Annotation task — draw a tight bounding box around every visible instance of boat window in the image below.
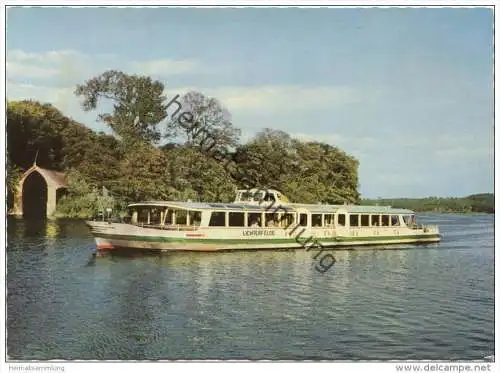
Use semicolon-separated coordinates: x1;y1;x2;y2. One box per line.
265;213;278;227
253;192;264;201
371;215;380;226
138;208;149;223
209;211;226;227
176;210;187;225
241;192;253;201
188;211;201;226
381;215;390;226
165;209;173;224
324;214;334;226
360;215;369;227
280;213;295;228
312;214;322;227
391;215;400;226
147;208;160;225
247;212;262;227
299;213;308;227
264;192;276;202
349;214;359;227
229;212;245;227
338;214;346;226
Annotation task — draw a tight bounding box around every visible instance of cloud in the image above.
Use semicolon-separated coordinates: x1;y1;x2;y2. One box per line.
165;85;363;112
6;81;100;130
7;82;73;105
6;61;60;78
130;58;201;76
7;49;364;114
7;49;89;79
8;49;86;63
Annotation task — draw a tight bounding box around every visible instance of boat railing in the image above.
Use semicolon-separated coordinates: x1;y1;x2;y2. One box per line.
134;223;200;231
409;224;439;233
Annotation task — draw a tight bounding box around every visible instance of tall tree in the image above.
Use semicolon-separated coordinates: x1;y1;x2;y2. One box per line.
162;146;237;202
75;70;167;145
7;100;67;170
232;129;298;189
167;91;241;155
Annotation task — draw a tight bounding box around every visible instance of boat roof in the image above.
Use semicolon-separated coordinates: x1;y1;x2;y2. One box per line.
128;201;414;214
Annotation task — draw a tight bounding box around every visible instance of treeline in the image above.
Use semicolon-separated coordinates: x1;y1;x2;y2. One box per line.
7;70;360;217
362;194;494;214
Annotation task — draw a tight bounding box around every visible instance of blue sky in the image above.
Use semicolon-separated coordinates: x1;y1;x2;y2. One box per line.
6;7;493;198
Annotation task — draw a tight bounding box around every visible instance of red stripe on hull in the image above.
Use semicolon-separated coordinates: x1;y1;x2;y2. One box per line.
97;243;115;250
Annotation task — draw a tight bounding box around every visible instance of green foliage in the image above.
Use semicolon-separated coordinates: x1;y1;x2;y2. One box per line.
362;194;494;214
168;91;241;155
75;70;167;145
7;100;122;185
233;129;360;204
7;161;23;210
163;146;237;202
7;100;68;170
55;170;115;218
7;70;363;218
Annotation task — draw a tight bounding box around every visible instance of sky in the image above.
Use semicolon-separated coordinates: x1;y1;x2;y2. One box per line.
6;7;494;198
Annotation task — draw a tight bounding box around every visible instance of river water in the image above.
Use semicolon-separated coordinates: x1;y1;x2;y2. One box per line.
6;214;494;360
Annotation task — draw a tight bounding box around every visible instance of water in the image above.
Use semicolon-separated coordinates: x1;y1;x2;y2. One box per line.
6;214;494;360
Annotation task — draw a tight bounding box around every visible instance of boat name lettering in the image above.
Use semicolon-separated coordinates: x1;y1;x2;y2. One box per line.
242;230;275;236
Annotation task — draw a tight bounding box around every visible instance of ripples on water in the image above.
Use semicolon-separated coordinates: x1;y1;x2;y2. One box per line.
6;214;494;360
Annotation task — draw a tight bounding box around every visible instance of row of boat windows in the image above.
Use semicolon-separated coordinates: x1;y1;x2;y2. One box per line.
130;208;416;228
208;212;415;228
131;208;202;225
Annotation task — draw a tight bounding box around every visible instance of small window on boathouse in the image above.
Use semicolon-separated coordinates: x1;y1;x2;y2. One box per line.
324;214;334;226
349;214;359;227
371;215;380;226
338;214;346;226
229;212;245;227
381;215;390;226
391;215;400;226
209;211;226;227
360;215;370;227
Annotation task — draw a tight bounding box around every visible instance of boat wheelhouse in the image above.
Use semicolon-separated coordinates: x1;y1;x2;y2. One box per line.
86;188;440;252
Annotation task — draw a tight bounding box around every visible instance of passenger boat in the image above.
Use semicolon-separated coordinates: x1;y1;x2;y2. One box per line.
86;188;440;252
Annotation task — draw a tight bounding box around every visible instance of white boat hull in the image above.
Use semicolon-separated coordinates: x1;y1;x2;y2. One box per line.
87;221;440;252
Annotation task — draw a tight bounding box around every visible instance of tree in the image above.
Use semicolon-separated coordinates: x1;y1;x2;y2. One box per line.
7;100;67;170
292;141;360;204
232;128;298;188
162;146;237;202
55;169;117;219
75;70;167;146
232;129;360;204
112;142;171;202
167;91;241;156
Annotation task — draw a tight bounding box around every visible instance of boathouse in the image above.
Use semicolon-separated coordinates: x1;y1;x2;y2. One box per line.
13;163;67;218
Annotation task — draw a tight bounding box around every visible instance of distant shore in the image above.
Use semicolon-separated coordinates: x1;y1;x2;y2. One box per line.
361;193;494;214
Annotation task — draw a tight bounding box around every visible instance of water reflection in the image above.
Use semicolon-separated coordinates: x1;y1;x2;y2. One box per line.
6;216;495;360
